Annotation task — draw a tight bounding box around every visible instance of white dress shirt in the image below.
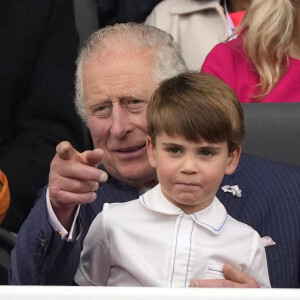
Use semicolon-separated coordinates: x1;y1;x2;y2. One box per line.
75;184;270;287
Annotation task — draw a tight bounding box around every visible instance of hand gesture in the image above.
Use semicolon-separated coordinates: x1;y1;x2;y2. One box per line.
49;141;108;229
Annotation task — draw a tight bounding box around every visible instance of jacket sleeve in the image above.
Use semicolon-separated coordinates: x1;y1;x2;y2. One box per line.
9;173;139;284
9;186;84;285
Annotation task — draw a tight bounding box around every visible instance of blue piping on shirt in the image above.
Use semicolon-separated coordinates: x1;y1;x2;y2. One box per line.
192;214;228;232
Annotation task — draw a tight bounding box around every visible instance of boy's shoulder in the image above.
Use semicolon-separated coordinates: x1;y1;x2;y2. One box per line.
212;196;261;240
223;213;264;251
226;213;260;237
103;198;142;214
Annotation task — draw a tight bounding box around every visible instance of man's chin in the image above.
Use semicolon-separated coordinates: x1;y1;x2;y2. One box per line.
119;169;157;188
104;163;157;188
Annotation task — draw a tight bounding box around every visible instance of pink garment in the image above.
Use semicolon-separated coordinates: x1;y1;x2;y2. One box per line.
201;35;300;102
229;11;245;28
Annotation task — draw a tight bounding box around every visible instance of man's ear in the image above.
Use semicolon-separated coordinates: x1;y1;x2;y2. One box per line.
146;136;156;168
225;146;241;175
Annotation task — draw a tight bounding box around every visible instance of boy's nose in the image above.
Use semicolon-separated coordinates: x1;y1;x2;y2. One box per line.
181;156;198;174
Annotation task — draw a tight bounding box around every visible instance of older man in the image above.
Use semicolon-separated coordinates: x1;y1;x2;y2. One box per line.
10;23;300;287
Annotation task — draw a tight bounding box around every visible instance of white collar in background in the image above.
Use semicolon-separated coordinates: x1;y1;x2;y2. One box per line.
223;0;235;36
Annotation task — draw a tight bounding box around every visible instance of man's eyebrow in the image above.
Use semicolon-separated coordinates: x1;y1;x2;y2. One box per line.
120;94;147;101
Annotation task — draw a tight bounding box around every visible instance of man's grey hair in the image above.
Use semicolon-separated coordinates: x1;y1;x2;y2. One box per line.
75;23;187;122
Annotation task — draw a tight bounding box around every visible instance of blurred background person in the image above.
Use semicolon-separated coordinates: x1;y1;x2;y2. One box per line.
96;0;162;28
74;0;162;48
202;0;300;102
0;0;88;233
145;0;252;70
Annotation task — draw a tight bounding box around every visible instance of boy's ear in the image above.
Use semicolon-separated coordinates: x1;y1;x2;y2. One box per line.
146;136;156;168
225;146;241;175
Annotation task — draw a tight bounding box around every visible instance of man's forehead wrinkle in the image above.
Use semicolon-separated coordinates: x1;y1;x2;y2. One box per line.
102;73;148;95
83;49;156;105
87;78;149;106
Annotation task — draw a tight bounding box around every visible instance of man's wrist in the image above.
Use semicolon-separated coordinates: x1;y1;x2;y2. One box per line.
46;188;81;241
52;203;78;231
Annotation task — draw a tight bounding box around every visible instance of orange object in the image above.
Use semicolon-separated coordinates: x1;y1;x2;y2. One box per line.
230;11;246;28
0;170;10;224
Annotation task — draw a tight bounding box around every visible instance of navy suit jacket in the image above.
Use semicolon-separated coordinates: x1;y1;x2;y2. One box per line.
10;154;300;287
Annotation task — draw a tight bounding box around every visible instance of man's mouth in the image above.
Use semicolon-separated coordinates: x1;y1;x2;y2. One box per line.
112;144;147;160
117;144;145;153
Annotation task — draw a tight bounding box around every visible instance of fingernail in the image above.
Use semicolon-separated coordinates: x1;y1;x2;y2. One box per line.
91;192;97;202
99;173;108;183
92;183;99;191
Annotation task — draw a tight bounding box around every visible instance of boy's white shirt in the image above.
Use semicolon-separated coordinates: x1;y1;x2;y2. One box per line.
46;187;149;241
74;184;271;287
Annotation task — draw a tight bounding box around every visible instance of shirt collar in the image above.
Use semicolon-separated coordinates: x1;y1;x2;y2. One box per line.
140;184;182;215
170;0;221;15
140;184;228;235
223;0;235;36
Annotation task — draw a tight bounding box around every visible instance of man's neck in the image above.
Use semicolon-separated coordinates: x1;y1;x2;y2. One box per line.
137;186;152;196
118;176;158;190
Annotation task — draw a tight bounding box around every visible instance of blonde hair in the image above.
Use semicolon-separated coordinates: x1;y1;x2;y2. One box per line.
234;0;298;98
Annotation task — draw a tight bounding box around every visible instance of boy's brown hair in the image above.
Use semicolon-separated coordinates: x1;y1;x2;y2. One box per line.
147;72;244;153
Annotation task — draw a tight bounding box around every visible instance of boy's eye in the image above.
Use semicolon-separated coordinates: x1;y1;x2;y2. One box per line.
168;147;182;154
200;150;214;156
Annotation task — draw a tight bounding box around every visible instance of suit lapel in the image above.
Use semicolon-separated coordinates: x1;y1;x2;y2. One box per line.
217;163;247;220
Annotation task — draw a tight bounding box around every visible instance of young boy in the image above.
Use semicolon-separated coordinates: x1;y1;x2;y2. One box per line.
74;72;271;288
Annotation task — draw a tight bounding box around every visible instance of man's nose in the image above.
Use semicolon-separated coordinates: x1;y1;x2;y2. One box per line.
110;105;131;138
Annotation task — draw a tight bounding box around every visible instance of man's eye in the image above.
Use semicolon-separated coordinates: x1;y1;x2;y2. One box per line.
94;104;112;117
128;100;142;105
124;99;146;112
97;105;107;111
